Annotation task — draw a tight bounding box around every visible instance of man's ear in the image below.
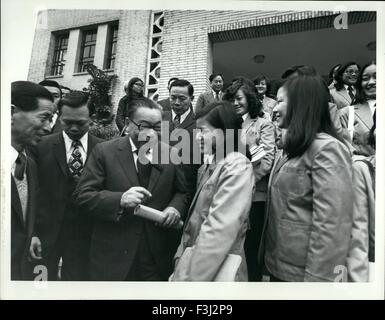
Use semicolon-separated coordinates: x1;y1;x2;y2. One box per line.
190;95;194;102
11;104;17;116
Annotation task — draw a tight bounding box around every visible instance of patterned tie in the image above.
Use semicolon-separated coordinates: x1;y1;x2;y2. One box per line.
348;86;355;101
68;140;84;180
14;152;26;181
215;92;220;101
173;114;181;128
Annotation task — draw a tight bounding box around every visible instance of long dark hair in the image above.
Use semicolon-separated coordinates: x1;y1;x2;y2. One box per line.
283;74;341;159
127;77;144;100
368;111;376;149
334;61;359;91
223;78;264;118
253;75;274;99
195;101;251;160
353;61;376;105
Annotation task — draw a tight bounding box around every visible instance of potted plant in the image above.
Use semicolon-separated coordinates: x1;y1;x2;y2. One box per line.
83;64;120;140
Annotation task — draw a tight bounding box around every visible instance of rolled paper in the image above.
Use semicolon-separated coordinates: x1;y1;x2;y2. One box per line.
134;204;184;229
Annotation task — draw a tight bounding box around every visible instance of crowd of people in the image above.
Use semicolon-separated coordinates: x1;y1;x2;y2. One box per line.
10;60;376;282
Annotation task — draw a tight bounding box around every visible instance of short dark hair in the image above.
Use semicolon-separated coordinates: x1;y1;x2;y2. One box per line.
223;78;264;118
38;79;62;98
195;101;250;160
127;97;162;120
353;61;376;105
60;85;72;92
281;65;316;80
334;61;360;91
168;77;179;86
282;74;341;159
209;73;224;83
11;81;54;112
58;91;94;116
169;79;194;96
253;74;273;97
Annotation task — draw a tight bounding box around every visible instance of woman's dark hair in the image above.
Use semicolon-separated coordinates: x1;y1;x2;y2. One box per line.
334;61;360;91
195;101;251;160
223;78;264;118
353;61;376;105
368;111;376;149
328;64;342;86
283;74;341;159
127;77;144;99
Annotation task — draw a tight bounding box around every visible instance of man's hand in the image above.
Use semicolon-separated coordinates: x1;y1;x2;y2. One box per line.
29;236;42;260
120;187;152;209
160;207;181;228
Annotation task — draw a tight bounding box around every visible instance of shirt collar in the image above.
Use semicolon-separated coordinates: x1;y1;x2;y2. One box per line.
62;131;88;152
11;146;23;165
204;154;215;164
367;99;376;115
344;84;355;92
242;113;250;122
171;108;191;125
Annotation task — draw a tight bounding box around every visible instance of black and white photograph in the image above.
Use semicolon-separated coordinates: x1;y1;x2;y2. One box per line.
1;0;384;301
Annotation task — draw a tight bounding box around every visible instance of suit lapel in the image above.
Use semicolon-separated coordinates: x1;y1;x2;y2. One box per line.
26;157;37;237
116;136;140;186
355;102;373;131
179;111;195;130
338;88;351;104
53;134;70;178
11;176;25;228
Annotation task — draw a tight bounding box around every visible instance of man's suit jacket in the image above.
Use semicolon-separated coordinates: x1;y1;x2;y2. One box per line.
34;132;104;258
73;137;190;280
51;117;62;134
330;87;354;110
195;91;222;113
158;98;171;111
162;110;200;197
11;155;38;280
338;102;375;157
172;152;254;281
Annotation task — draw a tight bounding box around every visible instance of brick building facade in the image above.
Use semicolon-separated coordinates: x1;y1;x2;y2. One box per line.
28;9;376;112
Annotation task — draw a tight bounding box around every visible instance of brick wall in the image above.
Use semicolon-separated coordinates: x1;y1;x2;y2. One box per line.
28;9;151;114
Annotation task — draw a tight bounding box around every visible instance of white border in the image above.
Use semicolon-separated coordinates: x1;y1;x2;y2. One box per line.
1;0;384;300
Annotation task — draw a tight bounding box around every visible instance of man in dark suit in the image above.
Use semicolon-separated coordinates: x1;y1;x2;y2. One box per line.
195;73;224;113
162;79;200;198
39;80;63;134
11;81;54;280
29;91;104;281
158;77;179;112
73;97;190;281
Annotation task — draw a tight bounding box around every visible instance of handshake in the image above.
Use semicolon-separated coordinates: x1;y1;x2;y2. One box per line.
120;186;182;229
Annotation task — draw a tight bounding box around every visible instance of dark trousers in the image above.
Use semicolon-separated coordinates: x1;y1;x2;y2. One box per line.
244;201;266;282
125;232;163;281
45;220;92;281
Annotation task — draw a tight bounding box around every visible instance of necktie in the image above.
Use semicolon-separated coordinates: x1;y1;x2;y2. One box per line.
348;86;355;101
14;152;26;181
215;92;220;101
68;140;84;180
136;151;152;188
173;114;181;128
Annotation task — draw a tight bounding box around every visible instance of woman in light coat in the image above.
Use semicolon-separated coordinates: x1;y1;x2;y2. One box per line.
170;101;254;281
260;74;353;282
223;78;275;281
347;118;376;282
339;61;376;157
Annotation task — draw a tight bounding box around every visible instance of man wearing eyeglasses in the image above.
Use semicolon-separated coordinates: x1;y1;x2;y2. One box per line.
29;91;104;280
73;97;190;281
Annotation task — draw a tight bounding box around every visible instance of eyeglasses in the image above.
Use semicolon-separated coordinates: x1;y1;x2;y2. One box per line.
134;82;144;87
344;69;359;75
130;119;162;132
